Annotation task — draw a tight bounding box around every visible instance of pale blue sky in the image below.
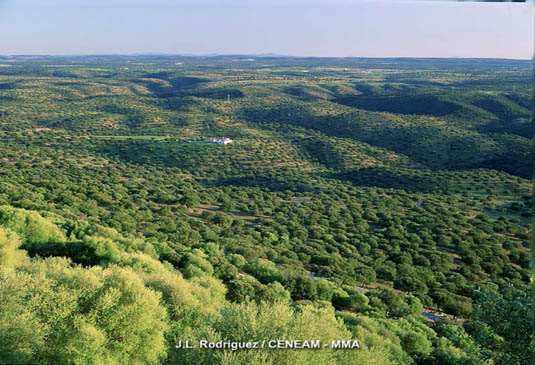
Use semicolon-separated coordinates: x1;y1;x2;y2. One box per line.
0;0;532;59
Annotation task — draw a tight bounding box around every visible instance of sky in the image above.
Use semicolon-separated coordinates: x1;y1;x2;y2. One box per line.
0;0;532;59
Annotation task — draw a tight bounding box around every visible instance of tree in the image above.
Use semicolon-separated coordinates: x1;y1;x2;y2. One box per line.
394;276;428;295
180;191;200;207
466;288;532;364
401;331;433;359
0;258;168;365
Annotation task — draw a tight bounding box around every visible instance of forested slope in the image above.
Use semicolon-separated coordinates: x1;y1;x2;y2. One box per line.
0;56;531;364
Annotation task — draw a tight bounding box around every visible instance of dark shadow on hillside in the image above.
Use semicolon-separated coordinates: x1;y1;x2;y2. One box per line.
142;73;208;88
472;156;532;179
0;82;20;90
198;175;319;193
156;97;216;113
383;78;445;87
95;104;149;128
95;141;183;167
240;103;531;178
190;88;244;100
297;138;346;171
471;94;529;121
134;75;210;98
281;86;322;101
334;95;461;116
51;70;81;78
503;93;532;110
24;240;106;267
134;74;244;100
323;168;451;193
476;120;532;139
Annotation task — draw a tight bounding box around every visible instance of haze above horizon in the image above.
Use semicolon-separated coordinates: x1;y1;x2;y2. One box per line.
0;0;532;59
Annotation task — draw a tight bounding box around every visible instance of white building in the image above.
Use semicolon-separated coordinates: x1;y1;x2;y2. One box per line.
203;137;232;145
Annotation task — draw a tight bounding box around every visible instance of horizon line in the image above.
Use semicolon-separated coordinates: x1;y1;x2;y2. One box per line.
0;54;532;61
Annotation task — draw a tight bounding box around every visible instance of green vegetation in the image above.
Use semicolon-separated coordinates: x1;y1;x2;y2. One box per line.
0;56;531;364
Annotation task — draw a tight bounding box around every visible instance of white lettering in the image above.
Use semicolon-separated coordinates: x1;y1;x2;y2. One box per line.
331;340;360;349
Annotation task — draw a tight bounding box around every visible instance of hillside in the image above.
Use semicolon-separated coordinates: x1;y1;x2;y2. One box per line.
0;56;531;364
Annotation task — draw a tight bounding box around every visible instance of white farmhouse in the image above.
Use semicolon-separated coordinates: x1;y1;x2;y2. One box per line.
203;137;232;145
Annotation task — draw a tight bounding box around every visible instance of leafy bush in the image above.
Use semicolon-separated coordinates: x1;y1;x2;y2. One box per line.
0;258;168;364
